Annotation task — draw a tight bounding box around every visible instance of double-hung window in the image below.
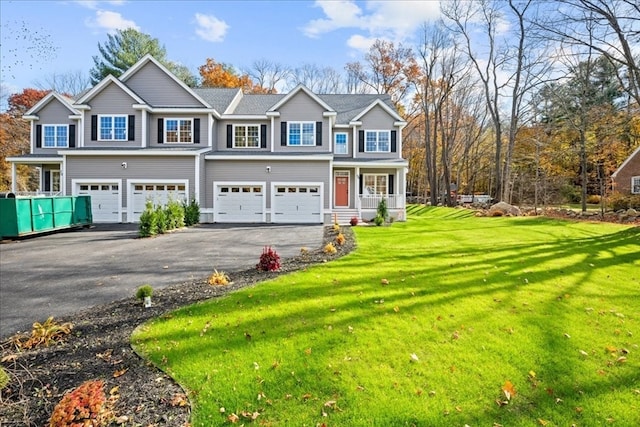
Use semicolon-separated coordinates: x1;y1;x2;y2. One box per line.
165;118;193;143
632;176;640;194
334;132;348;154
365;130;390;152
99;115;127;141
43;125;68;147
363;174;388;195
234;125;260;148
288;122;315;146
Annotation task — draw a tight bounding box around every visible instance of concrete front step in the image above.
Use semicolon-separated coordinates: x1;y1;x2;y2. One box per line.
331;210;360;225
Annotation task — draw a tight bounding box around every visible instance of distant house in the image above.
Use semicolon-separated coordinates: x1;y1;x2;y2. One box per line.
611;146;640;196
7;54;408;224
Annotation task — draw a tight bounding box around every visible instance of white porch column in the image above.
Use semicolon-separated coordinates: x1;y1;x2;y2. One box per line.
355;166;361;218
11;163;17;193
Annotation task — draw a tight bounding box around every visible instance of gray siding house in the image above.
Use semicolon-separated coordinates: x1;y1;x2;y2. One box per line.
8;55;408;224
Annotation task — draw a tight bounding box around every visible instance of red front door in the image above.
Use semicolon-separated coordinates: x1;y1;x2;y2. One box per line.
335;175;349;207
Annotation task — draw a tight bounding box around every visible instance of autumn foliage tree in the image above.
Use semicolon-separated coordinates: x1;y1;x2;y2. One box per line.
199;58;271;93
0;88;49;191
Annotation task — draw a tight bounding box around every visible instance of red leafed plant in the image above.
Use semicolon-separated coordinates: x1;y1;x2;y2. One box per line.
257;246;281;272
49;379;111;426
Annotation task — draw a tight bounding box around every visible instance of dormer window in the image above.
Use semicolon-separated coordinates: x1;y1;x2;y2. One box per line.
99;115;128;141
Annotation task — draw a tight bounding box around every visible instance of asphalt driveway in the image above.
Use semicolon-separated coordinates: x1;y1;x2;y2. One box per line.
0;224;324;337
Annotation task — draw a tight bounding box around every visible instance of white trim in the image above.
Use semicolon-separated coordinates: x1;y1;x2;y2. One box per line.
213;181;266;223
26;92;79;116
270;116;275;153
194;156;200;203
232;123;262;148
286;121;317;146
220;114;268;120
333;160;408;168
149;107;215;114
77;75;145;105
6;156;63;164
163;117;194;144
11;163;17;193
59;149;209;156
363;130;391;153
141;110;147;148
126;179;189;223
632;176;640;194
268;84;334;112
208;113;214;147
61;156;66;195
72;178;122;223
205;154;333;161
222;89;244;115
97;114;129;142
41;124;70;148
79;112;85;147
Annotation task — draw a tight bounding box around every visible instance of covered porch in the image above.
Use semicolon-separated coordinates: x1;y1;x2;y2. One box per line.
5;155;63;196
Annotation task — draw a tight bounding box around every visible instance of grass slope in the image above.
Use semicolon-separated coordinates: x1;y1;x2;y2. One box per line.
132;207;640;426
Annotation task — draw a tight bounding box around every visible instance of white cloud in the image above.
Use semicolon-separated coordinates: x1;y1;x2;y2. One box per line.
85;10;139;33
74;1;125;10
303;0;440;43
194;13;229;43
346;34;377;51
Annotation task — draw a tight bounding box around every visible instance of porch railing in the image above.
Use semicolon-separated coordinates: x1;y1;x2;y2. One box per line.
359;194;404;209
13;191;62;197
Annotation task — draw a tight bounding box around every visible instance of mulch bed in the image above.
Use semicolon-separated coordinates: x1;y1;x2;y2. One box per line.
0;226;355;426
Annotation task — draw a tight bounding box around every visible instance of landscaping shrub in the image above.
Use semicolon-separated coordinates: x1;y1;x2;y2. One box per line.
135;284;153;300
561;184;581;204
607;192;640;210
257;246;280;272
208;269;230;286
138;201;157;237
155;205;167;234
11;317;73;350
586;194;601;204
324;242;337;253
377;198;388;222
374;214;384;226
183;198;200;226
48;379;111;427
350;216;359;226
335;232;346;246
166;199;185;230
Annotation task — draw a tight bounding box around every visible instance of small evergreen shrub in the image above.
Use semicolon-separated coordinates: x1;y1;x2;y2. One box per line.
377;198;388;222
166;199;185;230
135;284;153;300
155;205;167;234
138;201;157;237
208;269;230;286
183;198;200;226
257;246;281;272
336;232;346;246
324;242;337;254
374;215;384;226
48;379;111;427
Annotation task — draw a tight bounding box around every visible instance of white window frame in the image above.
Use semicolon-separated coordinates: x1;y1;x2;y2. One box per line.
363;174;388;196
233;124;260;148
164;118;193;144
334;132;348;154
632;176;640;194
288;121;315;146
98;115;128;141
365;130;391;153
42;124;69;148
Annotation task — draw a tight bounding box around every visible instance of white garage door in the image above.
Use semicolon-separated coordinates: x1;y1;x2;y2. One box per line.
77;183;120;222
131;183;187;222
215;185;265;222
272;185;322;223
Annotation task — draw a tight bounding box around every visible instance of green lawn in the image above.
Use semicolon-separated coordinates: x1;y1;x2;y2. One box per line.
132;206;640;426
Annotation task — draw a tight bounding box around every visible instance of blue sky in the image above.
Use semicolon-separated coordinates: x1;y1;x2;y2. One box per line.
1;0;441;100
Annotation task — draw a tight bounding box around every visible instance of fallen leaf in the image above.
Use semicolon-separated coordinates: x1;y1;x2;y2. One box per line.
1;354;18;363
579;350;589;357
109;386;120;396
393;306;400;312
381;279;389;285
170;393;188;407
616;356;627;363
563;333;571;339
304;348;312;355
502;380;516;401
302;393;312;401
410;353;419;362
605;345;617;353
113;368;128;378
227;413;240;423
538;419;549;426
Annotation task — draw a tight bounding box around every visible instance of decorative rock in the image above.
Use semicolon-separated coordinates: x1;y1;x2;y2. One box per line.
626;208;638;217
489;201;521;217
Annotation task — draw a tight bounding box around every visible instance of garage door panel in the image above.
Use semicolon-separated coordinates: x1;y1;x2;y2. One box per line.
272;186;322;223
76;183;119;223
215;185;264;222
131;183;187;222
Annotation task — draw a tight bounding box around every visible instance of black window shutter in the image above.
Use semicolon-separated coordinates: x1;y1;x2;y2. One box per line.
316;121;322;146
359;174;363;195
69;124;76;147
36;125;42;148
388;175;395;194
391;130;397;152
281;121;287;146
358;130;365;152
227;124;233;148
261;124;267;149
193;118;200;144
157;118;164;144
91;115;97;141
44;170;51;192
128;115;135;141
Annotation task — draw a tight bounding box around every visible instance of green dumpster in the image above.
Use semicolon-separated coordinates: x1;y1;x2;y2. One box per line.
0;195;93;239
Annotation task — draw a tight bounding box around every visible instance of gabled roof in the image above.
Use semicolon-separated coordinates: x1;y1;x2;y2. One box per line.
318;94;396;124
351;98;403;122
119;54;212;108
25;92;80;116
612;145;640;178
268;84;335;113
194;88;242;113
76;74;145;105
